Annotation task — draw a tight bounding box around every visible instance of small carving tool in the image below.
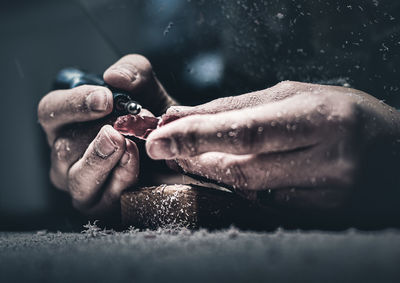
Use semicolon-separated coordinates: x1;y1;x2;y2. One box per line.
54;67;142;116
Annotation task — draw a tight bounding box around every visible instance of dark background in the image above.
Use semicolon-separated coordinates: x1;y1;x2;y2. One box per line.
1;0;399;229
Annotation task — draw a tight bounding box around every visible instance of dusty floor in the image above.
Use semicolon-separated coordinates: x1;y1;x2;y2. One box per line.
1;227;400;283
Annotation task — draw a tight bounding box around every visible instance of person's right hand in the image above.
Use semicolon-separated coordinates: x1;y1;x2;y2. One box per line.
38;54;175;216
146;81;400;214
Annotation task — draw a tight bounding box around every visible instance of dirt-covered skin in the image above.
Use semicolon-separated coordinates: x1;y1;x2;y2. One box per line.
146;81;400;213
37;54;176;216
38;53;400;219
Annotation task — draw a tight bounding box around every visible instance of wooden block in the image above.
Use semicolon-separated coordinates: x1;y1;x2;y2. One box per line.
121;184;278;230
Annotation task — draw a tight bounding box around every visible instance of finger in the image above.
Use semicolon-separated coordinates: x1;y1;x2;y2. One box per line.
146;93;334;159
49;122;104;191
174;149;354;211
82;139;140;215
38;85;113;144
162;81;312;123
50;136;81;191
176;152;303;191
68;125;126;208
163;91;266;122
175;148;355;192
103;54;176;115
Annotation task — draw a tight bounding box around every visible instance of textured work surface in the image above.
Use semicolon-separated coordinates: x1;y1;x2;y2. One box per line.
1;228;400;283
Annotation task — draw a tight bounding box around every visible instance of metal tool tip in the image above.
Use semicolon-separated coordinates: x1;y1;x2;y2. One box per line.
126;102;142;115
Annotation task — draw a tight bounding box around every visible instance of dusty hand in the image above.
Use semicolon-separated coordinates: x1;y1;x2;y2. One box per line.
146;81;400;211
38;54;174;215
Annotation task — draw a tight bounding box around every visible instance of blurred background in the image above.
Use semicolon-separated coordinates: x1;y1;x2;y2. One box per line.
0;0;399;230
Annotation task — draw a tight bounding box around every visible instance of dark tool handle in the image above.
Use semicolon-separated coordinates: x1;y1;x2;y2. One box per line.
54;67;142;116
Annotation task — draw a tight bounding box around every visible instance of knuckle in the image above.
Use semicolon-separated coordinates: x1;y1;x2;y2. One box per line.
322;93;359;121
316;96;359;133
116;164;139;185
52;137;72;162
275;80;298;90
337;101;359;129
311;96;333;119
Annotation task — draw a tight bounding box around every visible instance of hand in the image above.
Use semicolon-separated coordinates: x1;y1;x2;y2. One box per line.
146;81;400;213
38;54;174;215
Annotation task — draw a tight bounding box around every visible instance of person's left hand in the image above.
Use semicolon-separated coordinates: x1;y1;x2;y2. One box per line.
38;54;175;216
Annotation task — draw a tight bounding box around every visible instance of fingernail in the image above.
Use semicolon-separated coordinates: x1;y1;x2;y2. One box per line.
147;138;178;159
95;128;117;158
120;151;131;165
86;90;109;112
113;65;138;82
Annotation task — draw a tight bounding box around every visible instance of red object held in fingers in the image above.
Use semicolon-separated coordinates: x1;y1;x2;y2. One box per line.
113;113;181;139
113;115;161;140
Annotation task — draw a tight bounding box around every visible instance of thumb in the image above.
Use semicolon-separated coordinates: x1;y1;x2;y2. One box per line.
104;54;177;116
